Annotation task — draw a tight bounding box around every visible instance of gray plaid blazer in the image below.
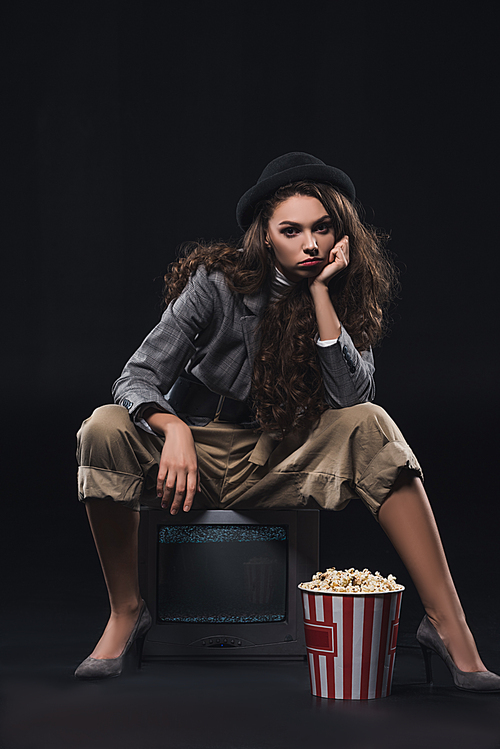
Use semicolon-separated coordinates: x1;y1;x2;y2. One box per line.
112;265;376;426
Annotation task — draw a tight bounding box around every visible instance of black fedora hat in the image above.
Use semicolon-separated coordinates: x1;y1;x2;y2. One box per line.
236;152;356;231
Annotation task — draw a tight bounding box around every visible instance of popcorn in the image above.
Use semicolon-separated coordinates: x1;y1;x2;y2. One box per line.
299;566;404;594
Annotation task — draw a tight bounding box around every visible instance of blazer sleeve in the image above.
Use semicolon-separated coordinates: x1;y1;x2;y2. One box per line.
112;266;215;422
317;326;376;408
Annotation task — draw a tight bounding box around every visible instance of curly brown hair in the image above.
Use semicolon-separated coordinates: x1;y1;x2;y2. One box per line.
163;181;398;436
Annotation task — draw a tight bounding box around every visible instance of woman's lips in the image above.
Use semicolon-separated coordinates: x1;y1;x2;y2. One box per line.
299;258;322;266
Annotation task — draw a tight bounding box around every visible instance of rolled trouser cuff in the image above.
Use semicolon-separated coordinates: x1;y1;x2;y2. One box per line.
77;466;146;511
356;440;423;517
76;404;163;511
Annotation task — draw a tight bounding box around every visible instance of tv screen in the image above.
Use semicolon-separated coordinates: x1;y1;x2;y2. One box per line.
157;524;288;624
139;509;319;659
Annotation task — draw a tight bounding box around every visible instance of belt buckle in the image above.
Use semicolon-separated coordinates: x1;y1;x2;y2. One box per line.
213;395;226;422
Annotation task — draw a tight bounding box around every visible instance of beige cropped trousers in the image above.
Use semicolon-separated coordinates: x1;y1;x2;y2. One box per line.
77;403;422;520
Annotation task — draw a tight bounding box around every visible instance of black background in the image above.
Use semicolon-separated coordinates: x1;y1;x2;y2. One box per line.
4;2;499;640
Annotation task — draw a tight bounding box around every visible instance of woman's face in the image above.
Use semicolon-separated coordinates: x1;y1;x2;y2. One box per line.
266;195;335;283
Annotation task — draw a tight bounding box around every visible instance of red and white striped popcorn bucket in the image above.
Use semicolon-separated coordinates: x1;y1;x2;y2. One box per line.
300;587;404;699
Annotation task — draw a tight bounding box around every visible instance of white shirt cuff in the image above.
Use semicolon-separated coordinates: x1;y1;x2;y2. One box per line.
317;338;339;347
137;417;156;434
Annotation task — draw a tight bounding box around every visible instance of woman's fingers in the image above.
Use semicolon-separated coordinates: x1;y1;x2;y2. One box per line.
343;236;350;264
156;464;168;500
183;470;201;513
330;236;349;269
336;235;349;260
155;423;200;513
168;473;188;515
159;466;199;514
329;248;347;269
157;461;200;513
311;235;350;288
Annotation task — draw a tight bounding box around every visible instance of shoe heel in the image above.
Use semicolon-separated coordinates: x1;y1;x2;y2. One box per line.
419;642;433;684
136;634;146;669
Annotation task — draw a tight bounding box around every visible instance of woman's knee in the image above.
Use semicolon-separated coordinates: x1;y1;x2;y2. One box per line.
354;402;404;440
341;402;392;430
353;402;387;419
321;402;404;445
77;404;131;451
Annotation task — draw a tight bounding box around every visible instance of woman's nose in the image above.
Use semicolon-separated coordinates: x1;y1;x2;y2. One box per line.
303;234;319;253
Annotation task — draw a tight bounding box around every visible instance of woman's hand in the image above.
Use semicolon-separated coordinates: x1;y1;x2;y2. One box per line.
309;235;350;289
308;236;349;341
145;411;201;514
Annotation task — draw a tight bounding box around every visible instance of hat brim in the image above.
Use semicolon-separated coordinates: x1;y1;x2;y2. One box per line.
236;164;356;231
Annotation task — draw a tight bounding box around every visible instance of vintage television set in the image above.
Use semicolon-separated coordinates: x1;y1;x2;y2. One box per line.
138;508;319;659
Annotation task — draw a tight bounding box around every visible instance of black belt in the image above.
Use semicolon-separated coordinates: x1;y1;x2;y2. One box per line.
167;374;254;424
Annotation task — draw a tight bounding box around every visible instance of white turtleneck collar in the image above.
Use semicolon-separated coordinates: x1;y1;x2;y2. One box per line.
269;266;297;301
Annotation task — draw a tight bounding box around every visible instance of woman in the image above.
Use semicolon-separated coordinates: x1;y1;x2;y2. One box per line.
75;152;500;690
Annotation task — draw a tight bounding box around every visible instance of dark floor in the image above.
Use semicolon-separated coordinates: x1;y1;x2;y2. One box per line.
2;599;500;749
3;457;500;748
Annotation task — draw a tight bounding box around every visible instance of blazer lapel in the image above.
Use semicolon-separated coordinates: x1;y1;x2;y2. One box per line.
241;286;269;362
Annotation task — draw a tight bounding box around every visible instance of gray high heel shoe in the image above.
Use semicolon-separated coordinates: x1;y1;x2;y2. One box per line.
74;601;152;680
416;615;500;692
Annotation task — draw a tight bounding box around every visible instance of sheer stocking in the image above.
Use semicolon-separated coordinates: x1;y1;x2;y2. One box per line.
85;499;142;659
378;471;486;672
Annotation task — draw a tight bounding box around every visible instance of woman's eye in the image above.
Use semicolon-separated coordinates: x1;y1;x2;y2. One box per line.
282;227;298;236
315;223;330;233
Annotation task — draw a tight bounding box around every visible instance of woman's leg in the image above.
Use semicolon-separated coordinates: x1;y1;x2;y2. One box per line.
84;498;142;659
76;405;165;659
378;470;486;672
